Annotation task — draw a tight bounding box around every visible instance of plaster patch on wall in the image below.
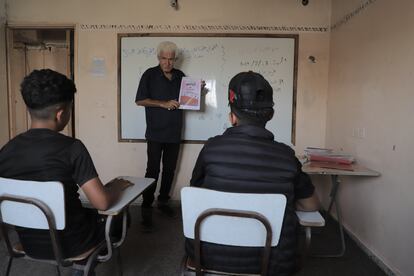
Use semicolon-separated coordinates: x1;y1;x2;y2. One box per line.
79;24;328;33
331;0;378;31
91;57;106;77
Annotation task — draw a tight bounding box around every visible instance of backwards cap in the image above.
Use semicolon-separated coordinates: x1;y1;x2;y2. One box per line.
228;71;274;110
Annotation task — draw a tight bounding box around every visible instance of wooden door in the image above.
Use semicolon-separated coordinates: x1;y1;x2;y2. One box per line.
7;28;74;138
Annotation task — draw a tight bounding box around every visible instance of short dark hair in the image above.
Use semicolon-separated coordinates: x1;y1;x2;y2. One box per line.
230;106;274;127
228;71;274;126
20;69;76;119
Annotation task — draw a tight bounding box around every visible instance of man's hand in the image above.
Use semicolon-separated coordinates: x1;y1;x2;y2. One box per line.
161;100;180;110
295;193;320;211
82;177;133;211
136;98;180;110
104;178;134;203
105;178;134;191
201;80;209;95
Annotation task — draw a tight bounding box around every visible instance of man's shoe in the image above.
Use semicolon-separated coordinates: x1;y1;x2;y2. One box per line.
157;204;177;218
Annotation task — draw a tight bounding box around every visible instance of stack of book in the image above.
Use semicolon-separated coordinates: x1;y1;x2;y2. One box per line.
304;147;355;171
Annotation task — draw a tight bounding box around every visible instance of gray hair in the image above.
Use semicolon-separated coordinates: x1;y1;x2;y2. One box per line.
156;41;178;57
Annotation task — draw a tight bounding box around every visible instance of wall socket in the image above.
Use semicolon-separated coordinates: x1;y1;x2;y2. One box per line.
352;127;366;139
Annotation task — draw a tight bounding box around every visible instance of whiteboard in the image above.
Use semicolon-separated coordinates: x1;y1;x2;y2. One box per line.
118;34;298;145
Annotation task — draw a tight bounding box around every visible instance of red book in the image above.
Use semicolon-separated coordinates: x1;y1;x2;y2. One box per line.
309;154;354;165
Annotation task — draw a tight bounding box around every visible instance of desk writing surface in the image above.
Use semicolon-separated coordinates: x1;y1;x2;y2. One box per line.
302;163;380;176
296;211;325;227
98;176;154;216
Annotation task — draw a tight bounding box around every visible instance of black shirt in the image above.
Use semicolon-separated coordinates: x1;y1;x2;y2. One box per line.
0;129;102;259
135;65;185;143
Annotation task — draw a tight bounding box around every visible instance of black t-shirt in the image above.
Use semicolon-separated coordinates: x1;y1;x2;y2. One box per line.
0;128;102;259
135;65;185;143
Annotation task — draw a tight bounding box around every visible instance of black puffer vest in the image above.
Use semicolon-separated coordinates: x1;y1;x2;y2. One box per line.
186;125;304;276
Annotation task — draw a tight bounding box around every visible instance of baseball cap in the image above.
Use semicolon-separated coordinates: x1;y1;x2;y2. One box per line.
228;71;274;110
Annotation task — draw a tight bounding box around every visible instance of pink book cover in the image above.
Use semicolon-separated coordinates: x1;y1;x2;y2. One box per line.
178;77;201;110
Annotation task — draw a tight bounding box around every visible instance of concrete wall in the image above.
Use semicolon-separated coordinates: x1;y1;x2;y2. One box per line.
4;0;330;200
328;1;414;275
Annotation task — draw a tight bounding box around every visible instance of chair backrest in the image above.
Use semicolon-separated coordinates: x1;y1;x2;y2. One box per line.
181;187;286;247
0;177;65;230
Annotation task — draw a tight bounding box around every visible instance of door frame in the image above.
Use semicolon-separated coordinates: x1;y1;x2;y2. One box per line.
5;24;76;138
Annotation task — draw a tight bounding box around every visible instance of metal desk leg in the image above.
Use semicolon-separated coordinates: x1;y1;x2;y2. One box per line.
97;215;114;262
327;175;339;214
300;226;312;266
318;175;346;257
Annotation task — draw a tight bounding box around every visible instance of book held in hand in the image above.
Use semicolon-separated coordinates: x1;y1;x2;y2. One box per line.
178;77;201;110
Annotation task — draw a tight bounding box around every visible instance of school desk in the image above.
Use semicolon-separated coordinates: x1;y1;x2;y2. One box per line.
81;176;154;261
302;163;380;257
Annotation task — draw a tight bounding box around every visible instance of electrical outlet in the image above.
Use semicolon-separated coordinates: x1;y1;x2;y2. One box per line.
352;127;366;139
359;127;367;139
358;128;366;139
352;128;357;137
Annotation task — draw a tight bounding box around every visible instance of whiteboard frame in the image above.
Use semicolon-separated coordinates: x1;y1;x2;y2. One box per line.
117;33;298;144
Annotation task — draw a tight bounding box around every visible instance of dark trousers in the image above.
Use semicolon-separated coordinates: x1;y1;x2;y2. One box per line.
142;140;180;208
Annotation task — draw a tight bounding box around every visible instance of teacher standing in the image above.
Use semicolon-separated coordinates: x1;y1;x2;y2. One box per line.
135;41;184;231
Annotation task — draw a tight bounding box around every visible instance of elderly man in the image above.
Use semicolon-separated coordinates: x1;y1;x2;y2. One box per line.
135;41;184;231
186;71;320;275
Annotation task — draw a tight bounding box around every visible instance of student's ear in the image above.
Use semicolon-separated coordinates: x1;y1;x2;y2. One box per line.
55;106;70;131
269;110;274;121
229;112;238;127
56;108;64;122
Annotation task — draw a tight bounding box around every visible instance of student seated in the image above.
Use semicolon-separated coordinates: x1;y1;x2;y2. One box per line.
186;71;320;275
0;69;128;275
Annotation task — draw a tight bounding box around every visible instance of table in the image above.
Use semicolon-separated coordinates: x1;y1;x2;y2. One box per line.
98;176;154;216
96;176;154;261
302;163;380;257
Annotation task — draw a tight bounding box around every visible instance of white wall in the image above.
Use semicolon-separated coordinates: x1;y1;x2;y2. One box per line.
328;1;414;275
4;0;330;200
4;0;412;274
